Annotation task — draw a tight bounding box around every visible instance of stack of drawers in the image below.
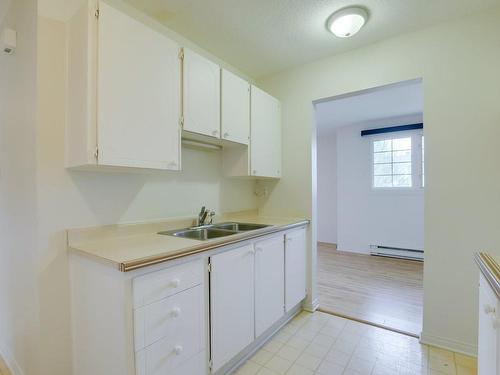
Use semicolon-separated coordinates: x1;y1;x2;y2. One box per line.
133;260;206;375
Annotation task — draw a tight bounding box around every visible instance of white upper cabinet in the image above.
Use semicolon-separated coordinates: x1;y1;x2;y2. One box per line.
255;235;285;337
221;69;250;145
250;85;282;178
182;48;221;138
67;1;181;171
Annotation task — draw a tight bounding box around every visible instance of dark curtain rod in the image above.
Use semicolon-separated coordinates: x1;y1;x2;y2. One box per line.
361;123;423;136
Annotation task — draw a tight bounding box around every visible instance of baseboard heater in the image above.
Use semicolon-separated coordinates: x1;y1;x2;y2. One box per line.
369;245;424;261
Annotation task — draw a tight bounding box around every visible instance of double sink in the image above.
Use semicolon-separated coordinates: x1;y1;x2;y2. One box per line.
158;222;271;241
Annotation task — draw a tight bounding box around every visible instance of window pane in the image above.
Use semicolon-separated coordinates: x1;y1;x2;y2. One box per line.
393;162;411;174
393;174;412;187
374;163;392;175
393;137;411;150
374;176;392;188
393;150;411;162
374;152;392;163
373;140;392;152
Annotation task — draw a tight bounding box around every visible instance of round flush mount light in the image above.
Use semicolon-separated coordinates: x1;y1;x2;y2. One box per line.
327;7;368;38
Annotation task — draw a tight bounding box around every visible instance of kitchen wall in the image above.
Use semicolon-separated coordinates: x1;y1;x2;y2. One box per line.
0;0;38;374
336;115;424;254
316;132;337;244
258;7;500;355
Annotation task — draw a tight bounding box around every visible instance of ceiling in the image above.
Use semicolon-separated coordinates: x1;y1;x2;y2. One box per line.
122;0;500;77
315;80;423;134
39;0;500;78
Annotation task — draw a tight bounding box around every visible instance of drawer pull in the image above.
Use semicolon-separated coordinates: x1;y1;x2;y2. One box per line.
173;345;183;355
170;307;181;318
169;279;180;288
484;304;496;314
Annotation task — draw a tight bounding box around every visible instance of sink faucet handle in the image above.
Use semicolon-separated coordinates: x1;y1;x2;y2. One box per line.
208;210;216;224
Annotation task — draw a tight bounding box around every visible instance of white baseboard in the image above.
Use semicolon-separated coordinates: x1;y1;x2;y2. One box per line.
0;343;24;375
420;331;477;357
303;298;319;312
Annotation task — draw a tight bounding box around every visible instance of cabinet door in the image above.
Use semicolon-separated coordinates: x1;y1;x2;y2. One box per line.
97;2;180;170
285;228;307;312
221;69;250;145
255;235;285;337
250;86;281;178
183;48;220;138
478;273;498;375
210;245;255;372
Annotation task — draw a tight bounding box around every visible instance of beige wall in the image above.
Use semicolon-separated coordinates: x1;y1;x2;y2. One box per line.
0;0;38;374
257;7;500;354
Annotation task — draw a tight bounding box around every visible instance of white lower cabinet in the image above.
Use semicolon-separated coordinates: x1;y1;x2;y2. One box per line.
285;228;307;311
255;236;285;337
210;244;255;372
210;234;287;372
478;273;499;375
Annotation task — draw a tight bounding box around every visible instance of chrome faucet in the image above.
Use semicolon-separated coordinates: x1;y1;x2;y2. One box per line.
197;206;215;226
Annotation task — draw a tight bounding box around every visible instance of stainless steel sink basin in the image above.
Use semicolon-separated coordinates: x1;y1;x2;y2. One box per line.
158;227;237;240
212;222;270;231
158;222;271;241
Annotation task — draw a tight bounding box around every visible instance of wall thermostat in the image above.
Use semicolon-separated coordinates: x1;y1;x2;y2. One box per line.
3;28;17;54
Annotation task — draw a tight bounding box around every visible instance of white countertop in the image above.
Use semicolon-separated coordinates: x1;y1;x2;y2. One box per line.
68;213;309;271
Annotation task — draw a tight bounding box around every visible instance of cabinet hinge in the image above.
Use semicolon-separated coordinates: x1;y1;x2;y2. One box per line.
95;8;100;19
179;116;184;129
208;359;213;370
178;48;184;60
207;263;212;273
94;146;99;160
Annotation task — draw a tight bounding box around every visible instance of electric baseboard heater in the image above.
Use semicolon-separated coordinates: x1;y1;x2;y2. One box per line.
369;245;424;261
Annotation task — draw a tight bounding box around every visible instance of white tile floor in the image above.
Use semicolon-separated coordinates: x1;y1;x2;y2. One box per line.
235;311;477;375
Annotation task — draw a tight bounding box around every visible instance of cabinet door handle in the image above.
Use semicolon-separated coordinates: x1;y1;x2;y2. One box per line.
170;278;180;288
173;345;183;355
485;304;496;314
212;130;219;136
252;170;257;175
170;307;181;318
223;132;229;138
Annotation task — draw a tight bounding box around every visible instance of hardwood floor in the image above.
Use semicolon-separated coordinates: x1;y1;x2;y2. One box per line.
317;243;424;336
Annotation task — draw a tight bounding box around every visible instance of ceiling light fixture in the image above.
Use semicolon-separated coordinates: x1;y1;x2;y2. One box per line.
327;7;368;38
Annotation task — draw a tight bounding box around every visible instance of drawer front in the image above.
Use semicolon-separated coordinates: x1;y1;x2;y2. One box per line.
134;285;204;351
136;349;206;375
135;333;204;375
133;260;203;308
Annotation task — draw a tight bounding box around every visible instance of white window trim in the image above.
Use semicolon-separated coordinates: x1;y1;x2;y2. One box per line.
370;130;424;191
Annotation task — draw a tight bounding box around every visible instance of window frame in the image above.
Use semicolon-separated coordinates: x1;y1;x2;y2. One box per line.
370;130;424;191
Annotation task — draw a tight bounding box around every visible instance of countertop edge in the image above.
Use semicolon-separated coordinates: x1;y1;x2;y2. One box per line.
475;252;500;299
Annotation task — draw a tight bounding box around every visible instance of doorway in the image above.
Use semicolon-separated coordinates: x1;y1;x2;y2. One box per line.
313;79;424;336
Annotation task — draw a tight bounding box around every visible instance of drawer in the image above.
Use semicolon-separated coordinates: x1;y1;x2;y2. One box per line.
135;334;204;375
134;285;204;351
133;259;203;308
136;349;206;375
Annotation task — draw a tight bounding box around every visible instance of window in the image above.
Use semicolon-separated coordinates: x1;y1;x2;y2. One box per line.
372;133;424;189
